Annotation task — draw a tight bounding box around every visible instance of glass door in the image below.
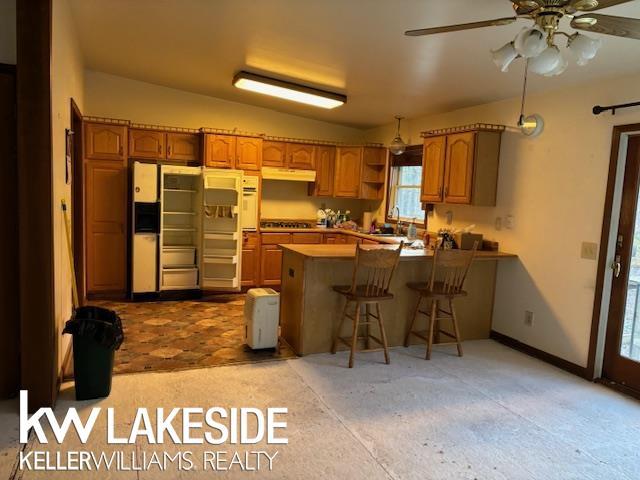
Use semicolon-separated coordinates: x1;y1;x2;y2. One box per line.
604;135;640;392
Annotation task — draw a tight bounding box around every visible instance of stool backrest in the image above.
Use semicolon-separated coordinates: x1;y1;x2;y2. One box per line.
429;243;478;294
350;243;404;296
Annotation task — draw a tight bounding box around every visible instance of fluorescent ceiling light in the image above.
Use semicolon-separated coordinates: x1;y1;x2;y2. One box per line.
233;71;346;109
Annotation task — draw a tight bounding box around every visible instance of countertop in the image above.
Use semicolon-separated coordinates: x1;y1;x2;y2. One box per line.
280;243;517;261
259;227;408;244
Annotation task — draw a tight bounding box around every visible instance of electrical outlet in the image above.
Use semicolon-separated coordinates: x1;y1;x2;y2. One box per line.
505;215;515;230
581;242;598;261
524;310;534;327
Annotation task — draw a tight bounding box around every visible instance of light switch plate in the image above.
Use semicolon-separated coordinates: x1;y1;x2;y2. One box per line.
581;242;598;261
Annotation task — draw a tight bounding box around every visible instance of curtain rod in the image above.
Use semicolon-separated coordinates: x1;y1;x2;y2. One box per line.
593;101;640;116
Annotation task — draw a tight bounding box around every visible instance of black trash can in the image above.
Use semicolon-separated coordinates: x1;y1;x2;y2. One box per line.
63;306;124;400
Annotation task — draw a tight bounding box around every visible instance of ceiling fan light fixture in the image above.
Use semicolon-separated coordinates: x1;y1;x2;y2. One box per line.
569;33;602;65
543;51;569;76
514;26;547;58
492;42;519;72
528;45;562;75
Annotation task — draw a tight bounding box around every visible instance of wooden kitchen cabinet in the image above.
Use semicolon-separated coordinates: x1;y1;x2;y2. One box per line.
236;137;262;171
262;141;287;167
421;135;446;203
309;146;335;197
129;129;165;159
324;234;347;244
241;232;260;287
287;143;315;170
292;233;323;244
260;233;292;286
84;123;127;161
85;160;127;294
421;128;502;206
360;147;386;200
334;147;362;198
167;133;200;162
204;134;236;168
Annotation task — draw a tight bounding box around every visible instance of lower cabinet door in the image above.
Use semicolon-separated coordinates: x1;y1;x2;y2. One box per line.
260;245;283;286
241;247;259;286
85;160;127;294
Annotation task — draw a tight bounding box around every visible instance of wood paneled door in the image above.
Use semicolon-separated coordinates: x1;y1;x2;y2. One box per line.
603;135;640;393
262;141;287;167
287;143;315;170
85;160;127;293
241;232;260;287
204;134;236;168
421;135;446;203
334;147;362;198
260;245;283;286
129;129;165;159
444;132;475;204
85;123;127;161
311;146;335;196
236;137;262;171
167;133;200;162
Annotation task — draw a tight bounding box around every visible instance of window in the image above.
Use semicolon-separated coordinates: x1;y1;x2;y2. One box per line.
387;164;425;222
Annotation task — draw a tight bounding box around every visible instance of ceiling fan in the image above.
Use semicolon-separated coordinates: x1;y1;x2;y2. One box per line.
406;0;640;76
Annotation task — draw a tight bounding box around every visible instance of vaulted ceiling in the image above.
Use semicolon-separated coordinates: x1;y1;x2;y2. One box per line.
69;0;640;128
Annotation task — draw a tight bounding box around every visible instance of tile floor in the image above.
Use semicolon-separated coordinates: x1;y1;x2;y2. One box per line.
94;294;294;375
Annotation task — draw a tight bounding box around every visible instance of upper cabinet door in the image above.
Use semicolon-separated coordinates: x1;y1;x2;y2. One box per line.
85;123;127;161
421;136;446;203
287;143;315;170
334;147;362;198
167;133;200;162
129;130;165;159
262;141;287;167
312;146;335;197
236;137;263;171
444;132;475;204
204;134;236;168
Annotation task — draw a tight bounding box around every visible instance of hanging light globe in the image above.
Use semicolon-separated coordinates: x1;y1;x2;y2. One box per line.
389;116;407;155
514;26;547;59
529;45;562;75
569;33;602;66
491;42;519;72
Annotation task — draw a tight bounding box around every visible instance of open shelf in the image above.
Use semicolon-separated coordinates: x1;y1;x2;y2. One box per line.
203;255;238;265
204;231;238;240
164;188;196;193
163;227;197;232
201;277;239;289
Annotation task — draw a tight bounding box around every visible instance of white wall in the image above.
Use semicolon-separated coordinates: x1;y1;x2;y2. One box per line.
367;73;640;368
0;0;15;64
52;0;85;371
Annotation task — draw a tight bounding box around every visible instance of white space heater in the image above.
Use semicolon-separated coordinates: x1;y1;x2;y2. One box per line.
244;288;280;349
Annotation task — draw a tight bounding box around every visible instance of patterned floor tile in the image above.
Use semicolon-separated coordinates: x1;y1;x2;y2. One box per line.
95;294;295;375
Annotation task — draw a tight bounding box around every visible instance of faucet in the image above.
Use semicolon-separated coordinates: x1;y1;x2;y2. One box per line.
391;205;402;235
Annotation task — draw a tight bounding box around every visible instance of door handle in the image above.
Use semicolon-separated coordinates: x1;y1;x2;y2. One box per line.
612;255;622;278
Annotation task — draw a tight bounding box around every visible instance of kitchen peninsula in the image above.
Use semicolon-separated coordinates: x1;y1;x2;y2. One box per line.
279;243;516;356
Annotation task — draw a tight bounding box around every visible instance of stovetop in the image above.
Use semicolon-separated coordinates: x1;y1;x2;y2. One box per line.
260;220;313;229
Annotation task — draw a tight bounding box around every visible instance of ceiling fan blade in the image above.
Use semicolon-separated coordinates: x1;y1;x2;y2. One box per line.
571;13;640;40
570;0;635;12
405;17;517;36
510;1;546;16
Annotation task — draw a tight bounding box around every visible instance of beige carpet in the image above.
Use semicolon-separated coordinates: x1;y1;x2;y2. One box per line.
1;340;639;479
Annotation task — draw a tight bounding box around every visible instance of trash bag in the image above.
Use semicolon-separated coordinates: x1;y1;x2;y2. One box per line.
63;306;124;350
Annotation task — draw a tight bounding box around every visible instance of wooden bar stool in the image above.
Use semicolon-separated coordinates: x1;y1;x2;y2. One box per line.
331;243;403;368
405;244;477;360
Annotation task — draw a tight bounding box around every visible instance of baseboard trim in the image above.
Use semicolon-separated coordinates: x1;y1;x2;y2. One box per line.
490;330;590;379
594;378;640;401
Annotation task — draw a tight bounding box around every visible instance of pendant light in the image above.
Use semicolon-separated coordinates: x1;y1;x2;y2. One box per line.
389;116;407;156
518;60;544;138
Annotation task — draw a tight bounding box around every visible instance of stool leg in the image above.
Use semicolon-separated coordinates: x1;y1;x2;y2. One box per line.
426;299;437;360
349;302;361;368
365;303;371;350
405;294;422;347
450;299;463;357
375;302;390;365
332;299;349;355
434;300;441;345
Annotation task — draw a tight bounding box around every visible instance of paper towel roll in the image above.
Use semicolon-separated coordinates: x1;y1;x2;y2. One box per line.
362;212;373;229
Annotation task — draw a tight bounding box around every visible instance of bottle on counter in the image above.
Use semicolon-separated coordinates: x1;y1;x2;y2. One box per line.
407;218;417;241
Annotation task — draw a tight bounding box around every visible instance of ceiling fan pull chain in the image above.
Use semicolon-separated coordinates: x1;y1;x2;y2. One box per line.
518;59;530;126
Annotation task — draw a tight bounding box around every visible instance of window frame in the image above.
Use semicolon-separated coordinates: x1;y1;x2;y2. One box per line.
385;145;425;224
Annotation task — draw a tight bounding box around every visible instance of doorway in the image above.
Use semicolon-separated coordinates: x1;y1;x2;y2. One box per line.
603;134;640;392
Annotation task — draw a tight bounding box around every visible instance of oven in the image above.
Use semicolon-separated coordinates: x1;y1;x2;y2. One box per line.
241;175;259;231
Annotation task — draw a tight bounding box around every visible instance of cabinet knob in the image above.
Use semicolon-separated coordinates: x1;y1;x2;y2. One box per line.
135;187;140;193
167;145;171;156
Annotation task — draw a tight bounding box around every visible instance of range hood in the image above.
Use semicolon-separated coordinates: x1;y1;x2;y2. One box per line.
261;167;316;182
